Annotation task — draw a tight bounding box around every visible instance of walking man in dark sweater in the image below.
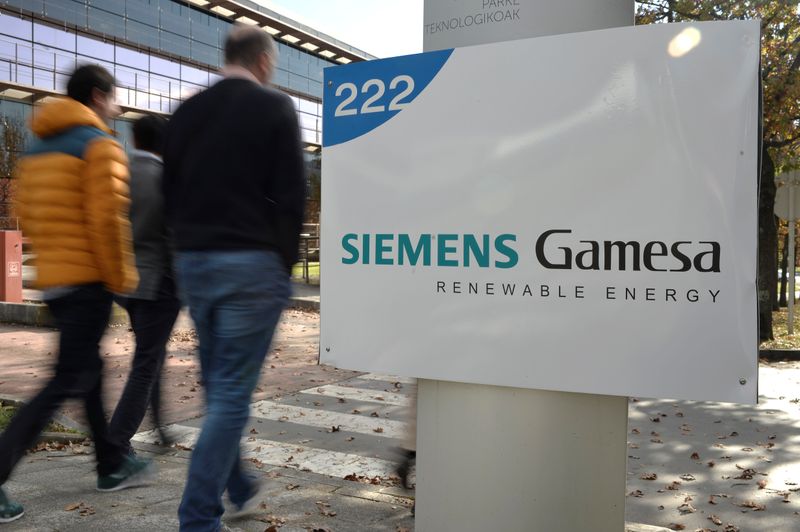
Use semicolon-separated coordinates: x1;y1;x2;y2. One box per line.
109;114;181;456
162;25;305;532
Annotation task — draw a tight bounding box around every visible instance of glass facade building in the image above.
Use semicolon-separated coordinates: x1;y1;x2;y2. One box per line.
0;0;372;195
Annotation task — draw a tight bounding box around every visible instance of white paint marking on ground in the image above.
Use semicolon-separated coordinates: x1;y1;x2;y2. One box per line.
249;400;408;439
133;426;397;478
357;373;415;384
301;384;412;407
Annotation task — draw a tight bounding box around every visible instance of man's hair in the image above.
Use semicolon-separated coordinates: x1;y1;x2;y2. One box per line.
224;25;275;68
132;114;168;154
66;64;115;106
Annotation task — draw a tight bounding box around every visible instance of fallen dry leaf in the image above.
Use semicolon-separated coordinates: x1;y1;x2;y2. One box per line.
641;473;658;480
677;502;696;514
691;452;700;460
737;500;766;511
709;515;723;525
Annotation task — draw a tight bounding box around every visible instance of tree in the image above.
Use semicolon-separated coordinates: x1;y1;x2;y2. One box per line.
0;115;26;229
636;1;800;340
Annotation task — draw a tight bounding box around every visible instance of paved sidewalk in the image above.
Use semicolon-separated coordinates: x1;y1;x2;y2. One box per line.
0;441;413;531
4;306;800;530
625;360;800;531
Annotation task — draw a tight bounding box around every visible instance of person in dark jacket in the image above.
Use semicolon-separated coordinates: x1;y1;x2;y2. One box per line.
108;114;181;456
162;25;306;532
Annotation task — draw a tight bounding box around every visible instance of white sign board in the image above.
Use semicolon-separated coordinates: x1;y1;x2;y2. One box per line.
321;21;759;404
424;0;632;50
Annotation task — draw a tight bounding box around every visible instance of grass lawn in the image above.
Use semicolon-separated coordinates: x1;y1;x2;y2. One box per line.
291;261;319;281
0;402;84;434
761;308;800;350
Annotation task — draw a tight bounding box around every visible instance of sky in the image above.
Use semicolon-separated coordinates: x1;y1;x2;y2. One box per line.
252;0;424;58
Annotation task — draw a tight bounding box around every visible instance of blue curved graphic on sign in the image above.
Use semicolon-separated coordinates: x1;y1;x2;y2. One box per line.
323;49;454;147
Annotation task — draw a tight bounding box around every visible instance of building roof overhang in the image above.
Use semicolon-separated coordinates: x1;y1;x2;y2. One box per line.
183;0;375;64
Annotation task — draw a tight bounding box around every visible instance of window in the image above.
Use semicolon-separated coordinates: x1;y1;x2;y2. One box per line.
55;53;76;75
288;72;309;93
116;46;149;71
301;128;317;144
0;40;18;63
190;20;217;46
149;75;171;97
159;31;190;59
308;79;322;98
0;13;32;40
34;24;76;52
91;0;126;13
12;40;32;67
151;55;180;79
55;72;69;92
87;7;126;39
126;20;159;50
297;97;318;116
114;66;138;90
77;35;114;62
33;67;55;91
0;60;13;83
298;112;317;131
44;0;86;27
126;0;159;27
272;68;288;88
32;45;56;70
160;10;189;36
181;64;209;86
14;64;33;86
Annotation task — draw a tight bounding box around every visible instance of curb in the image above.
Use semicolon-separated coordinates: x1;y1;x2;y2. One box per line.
287;297;320;312
1;395;88;442
1;298;318;327
625;524;672;532
0;301;53;327
759;349;800;361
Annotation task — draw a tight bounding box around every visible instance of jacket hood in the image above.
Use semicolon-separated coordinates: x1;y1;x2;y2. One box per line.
31;97;112;138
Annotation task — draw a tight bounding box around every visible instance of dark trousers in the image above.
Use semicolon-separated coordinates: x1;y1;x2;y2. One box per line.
0;283;124;483
108;277;181;453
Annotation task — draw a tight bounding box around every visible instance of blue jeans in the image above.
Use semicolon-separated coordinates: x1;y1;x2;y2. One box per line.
175;250;289;532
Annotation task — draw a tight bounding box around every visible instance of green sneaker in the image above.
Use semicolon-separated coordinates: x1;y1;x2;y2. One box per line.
96;455;155;492
0;487;23;523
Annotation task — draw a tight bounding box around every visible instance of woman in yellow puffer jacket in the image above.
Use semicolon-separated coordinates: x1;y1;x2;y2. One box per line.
0;65;152;525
